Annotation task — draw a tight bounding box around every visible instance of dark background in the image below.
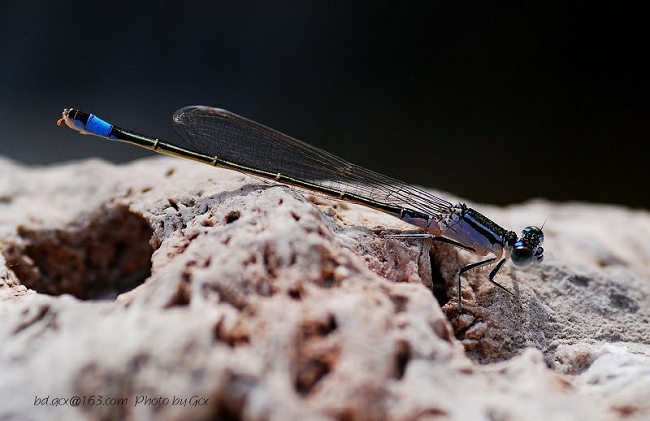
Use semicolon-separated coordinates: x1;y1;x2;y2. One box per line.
1;2;646;207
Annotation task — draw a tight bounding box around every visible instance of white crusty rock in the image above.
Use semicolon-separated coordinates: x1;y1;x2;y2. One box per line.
0;156;648;420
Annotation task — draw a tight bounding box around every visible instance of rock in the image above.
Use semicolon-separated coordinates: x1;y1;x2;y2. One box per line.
0;156;648;420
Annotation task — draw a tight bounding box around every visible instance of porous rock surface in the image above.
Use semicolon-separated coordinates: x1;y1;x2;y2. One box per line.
0;156;648;420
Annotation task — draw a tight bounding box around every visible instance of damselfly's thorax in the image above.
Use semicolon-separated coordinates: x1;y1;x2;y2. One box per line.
437;203;544;268
438;203;511;257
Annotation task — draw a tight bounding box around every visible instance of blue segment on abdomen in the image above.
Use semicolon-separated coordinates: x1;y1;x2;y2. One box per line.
84;114;113;138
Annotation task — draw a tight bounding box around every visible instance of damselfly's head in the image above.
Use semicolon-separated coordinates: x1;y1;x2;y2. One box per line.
509;226;544;267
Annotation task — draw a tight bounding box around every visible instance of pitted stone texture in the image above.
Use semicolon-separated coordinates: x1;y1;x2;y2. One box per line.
1;156;648;420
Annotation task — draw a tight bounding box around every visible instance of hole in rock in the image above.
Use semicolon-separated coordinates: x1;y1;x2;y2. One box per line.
393;340;411;379
3;205;153;300
429;249;450;307
295;359;330;396
224;211;240;224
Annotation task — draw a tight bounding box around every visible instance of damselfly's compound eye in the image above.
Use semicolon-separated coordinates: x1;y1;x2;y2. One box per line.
511;226;544;267
522;226;544;245
511;241;534;266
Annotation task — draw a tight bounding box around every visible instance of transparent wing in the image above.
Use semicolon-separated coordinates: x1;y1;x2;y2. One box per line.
172;106;453;216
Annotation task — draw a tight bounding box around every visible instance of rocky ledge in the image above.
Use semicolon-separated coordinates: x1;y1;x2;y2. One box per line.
1;156;648;420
